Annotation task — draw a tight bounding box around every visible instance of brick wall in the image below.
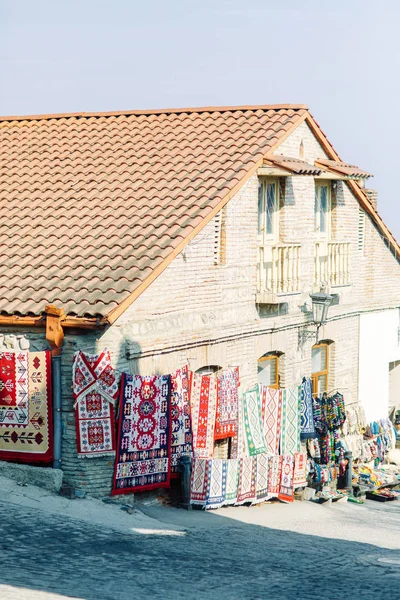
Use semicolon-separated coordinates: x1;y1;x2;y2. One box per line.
2;119;399;497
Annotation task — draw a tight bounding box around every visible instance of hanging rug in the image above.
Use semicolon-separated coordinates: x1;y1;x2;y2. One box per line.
170;366;193;476
112;373;171;494
190;373;217;458
280;386;301;455
0;351;53;462
243;386;268;456
261;386;282;455
215;368;240;440
73;349;119;458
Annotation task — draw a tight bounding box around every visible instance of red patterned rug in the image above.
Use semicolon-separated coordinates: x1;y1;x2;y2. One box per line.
215;368;239;440
0;351;53;462
170;366;193;477
112;373;171;494
190;373;217;458
293;452;307;489
73;350;119;458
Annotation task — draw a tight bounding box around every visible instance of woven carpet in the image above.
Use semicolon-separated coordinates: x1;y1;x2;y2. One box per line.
300;377;316;440
293;452;307;489
225;458;239;504
280;386;301;455
215;368;239;440
268;455;282;498
253;453;270;504
73;350;119;458
243;387;268;456
278;454;295;503
190;373;217;458
112;373;171;494
0;350;53;462
261;385;282;455
236;456;256;505
190;458;209;506
205;459;227;509
170;366;193;476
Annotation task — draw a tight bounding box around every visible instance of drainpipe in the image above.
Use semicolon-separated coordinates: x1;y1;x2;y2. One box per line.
45;305;66;470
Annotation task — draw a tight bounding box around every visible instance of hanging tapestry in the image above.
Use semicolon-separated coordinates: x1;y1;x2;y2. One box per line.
293;452;307;489
300;377;316;440
230;389;246;459
236;456;256;505
112;373;171;494
190;458;209;506
278;454;295;503
268;455;282;498
205;459;227;509
190;373;217;458
253;453;269;504
73;350;119;458
243;387;268;456
215;368;239;440
225;458;239;504
261;385;282;455
170;366;193;476
280;386;301;455
0;351;53;462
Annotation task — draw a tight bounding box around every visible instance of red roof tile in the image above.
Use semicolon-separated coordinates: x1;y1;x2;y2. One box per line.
0;105;307;318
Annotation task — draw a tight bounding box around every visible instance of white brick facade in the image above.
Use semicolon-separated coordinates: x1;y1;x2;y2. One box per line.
2;120;399;496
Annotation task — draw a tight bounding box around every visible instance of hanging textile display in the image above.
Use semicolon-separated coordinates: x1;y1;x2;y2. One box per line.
205;459;227;509
236;456;257;505
190;373;217;458
280;386;301;455
300;377;316;440
170;366;193;476
112;373;171;494
268;455;282;498
215;368;239;440
261;385;282;455
190;458;208;506
293;452;307;489
0;351;53;462
225;458;239;504
243;386;268;456
254;453;270;504
73;350;119;458
278;454;295;503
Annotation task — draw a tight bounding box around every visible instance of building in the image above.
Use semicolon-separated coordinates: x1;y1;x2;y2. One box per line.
0;104;399;496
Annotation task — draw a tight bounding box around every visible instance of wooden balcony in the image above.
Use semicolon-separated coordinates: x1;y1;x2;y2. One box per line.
314;241;351;288
257;243;301;303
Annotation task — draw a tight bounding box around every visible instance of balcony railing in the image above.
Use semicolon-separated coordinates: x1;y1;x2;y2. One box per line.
257;244;301;300
314;241;350;288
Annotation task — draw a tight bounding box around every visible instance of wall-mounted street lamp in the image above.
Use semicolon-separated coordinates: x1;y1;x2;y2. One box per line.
298;292;333;346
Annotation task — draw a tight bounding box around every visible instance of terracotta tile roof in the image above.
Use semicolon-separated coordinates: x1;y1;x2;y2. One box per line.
265;155;323;175
0;105;308;318
315;158;372;179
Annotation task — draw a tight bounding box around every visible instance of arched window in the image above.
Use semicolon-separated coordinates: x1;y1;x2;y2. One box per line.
311;342;329;396
258;353;280;388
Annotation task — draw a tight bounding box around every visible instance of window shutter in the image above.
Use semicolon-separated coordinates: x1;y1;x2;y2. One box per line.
358;208;365;251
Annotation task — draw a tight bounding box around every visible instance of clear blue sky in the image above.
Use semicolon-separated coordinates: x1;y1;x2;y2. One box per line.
1;0;399;238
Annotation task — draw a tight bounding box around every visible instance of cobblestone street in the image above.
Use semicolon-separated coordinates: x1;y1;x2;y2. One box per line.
0;495;399;600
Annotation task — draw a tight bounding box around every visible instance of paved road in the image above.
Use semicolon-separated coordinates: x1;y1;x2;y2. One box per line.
0;499;399;600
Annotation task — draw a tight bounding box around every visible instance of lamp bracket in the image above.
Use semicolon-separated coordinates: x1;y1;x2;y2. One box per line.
298;325;320;347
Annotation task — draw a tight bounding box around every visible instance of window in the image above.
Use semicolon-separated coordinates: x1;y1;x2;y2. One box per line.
311;343;329;396
315;182;331;236
258;179;278;240
258;354;279;388
195;365;222;375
